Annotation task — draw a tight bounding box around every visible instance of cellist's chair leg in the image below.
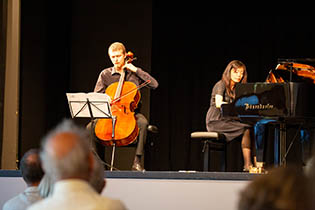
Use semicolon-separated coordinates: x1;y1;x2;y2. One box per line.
143;124;159;171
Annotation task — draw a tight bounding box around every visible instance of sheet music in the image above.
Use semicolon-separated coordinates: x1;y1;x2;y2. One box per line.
66;92;112;118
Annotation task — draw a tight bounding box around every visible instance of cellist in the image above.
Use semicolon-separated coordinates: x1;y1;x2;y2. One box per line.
92;42;158;171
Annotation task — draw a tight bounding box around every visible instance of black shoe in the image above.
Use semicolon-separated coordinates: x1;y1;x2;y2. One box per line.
147;125;158;133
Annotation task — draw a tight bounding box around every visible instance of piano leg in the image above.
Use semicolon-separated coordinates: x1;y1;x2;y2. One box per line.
274;122;287;167
274;127;279;166
279;123;287;166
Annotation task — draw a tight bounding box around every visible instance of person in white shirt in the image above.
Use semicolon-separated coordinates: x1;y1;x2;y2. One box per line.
27;119;127;210
3;149;44;210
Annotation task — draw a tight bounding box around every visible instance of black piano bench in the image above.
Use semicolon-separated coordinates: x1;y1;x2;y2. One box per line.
190;131;227;172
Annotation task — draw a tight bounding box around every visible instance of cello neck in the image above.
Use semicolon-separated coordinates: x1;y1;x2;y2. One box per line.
114;69;125;100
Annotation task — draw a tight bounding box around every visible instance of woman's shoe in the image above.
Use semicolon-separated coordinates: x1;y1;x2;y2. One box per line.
243;168;250;172
243;165;253;172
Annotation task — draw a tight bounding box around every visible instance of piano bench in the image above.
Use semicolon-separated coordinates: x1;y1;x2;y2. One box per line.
191;131;227;172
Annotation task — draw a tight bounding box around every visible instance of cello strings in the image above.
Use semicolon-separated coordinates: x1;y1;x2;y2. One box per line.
111;80;151;104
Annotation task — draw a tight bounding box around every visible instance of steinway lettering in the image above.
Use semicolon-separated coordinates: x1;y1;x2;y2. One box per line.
244;103;274;110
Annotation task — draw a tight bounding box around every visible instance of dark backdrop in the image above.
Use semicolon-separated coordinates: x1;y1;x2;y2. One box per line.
18;1;315;171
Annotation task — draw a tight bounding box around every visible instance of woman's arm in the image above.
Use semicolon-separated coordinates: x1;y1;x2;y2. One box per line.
215;94;227;108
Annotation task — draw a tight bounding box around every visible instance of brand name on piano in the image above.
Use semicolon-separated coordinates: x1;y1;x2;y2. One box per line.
244;103;274;110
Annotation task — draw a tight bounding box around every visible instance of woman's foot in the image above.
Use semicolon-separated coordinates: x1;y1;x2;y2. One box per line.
244;163;267;174
243;164;253;172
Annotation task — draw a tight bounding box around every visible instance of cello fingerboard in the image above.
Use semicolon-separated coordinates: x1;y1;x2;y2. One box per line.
114;70;125;100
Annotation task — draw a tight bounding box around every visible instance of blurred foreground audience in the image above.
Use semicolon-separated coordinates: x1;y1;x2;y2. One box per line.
89;152;106;194
3;149;44;210
238;165;312;210
37;174;54;198
27;119;126;210
37;152;105;198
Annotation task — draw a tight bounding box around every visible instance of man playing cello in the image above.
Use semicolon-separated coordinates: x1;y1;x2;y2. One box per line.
93;42;158;171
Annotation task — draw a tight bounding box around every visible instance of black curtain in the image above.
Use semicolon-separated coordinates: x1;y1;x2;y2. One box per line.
19;1;72;160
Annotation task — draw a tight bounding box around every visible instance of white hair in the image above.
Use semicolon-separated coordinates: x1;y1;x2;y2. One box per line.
40;119;91;181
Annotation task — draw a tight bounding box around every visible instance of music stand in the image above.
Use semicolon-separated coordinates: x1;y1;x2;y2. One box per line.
66;92;112;120
66;92;117;170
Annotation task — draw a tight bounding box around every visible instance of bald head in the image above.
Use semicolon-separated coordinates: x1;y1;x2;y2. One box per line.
40;119;93;181
45;132;79;159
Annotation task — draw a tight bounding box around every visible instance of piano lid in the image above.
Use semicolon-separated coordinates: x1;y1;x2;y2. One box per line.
267;58;315;84
277;58;315;66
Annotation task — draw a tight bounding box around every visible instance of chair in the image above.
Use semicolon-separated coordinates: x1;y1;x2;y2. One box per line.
191;131;227;171
104;124;158;170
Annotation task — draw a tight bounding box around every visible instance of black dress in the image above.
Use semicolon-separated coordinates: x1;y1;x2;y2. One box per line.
205;80;251;141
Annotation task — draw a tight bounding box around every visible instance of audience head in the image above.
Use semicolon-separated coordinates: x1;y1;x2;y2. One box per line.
305;147;315;209
238;165;312;210
40;119;93;182
20;148;44;186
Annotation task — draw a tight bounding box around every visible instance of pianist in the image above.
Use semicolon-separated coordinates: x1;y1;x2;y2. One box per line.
205;60;256;172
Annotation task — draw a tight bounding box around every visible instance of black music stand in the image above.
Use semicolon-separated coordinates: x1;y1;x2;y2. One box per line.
66;92;117;171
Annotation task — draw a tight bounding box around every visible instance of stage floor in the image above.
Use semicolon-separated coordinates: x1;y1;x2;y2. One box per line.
0;170;260;210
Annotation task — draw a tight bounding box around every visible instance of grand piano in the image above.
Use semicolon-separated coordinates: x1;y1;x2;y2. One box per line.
221;59;315;166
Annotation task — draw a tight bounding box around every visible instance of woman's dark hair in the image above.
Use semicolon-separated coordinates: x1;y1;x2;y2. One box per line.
221;60;247;99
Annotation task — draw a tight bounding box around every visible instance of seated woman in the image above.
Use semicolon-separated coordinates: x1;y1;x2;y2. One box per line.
205;60;256;171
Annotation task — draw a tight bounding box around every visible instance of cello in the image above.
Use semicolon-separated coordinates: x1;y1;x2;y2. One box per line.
94;51;141;146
